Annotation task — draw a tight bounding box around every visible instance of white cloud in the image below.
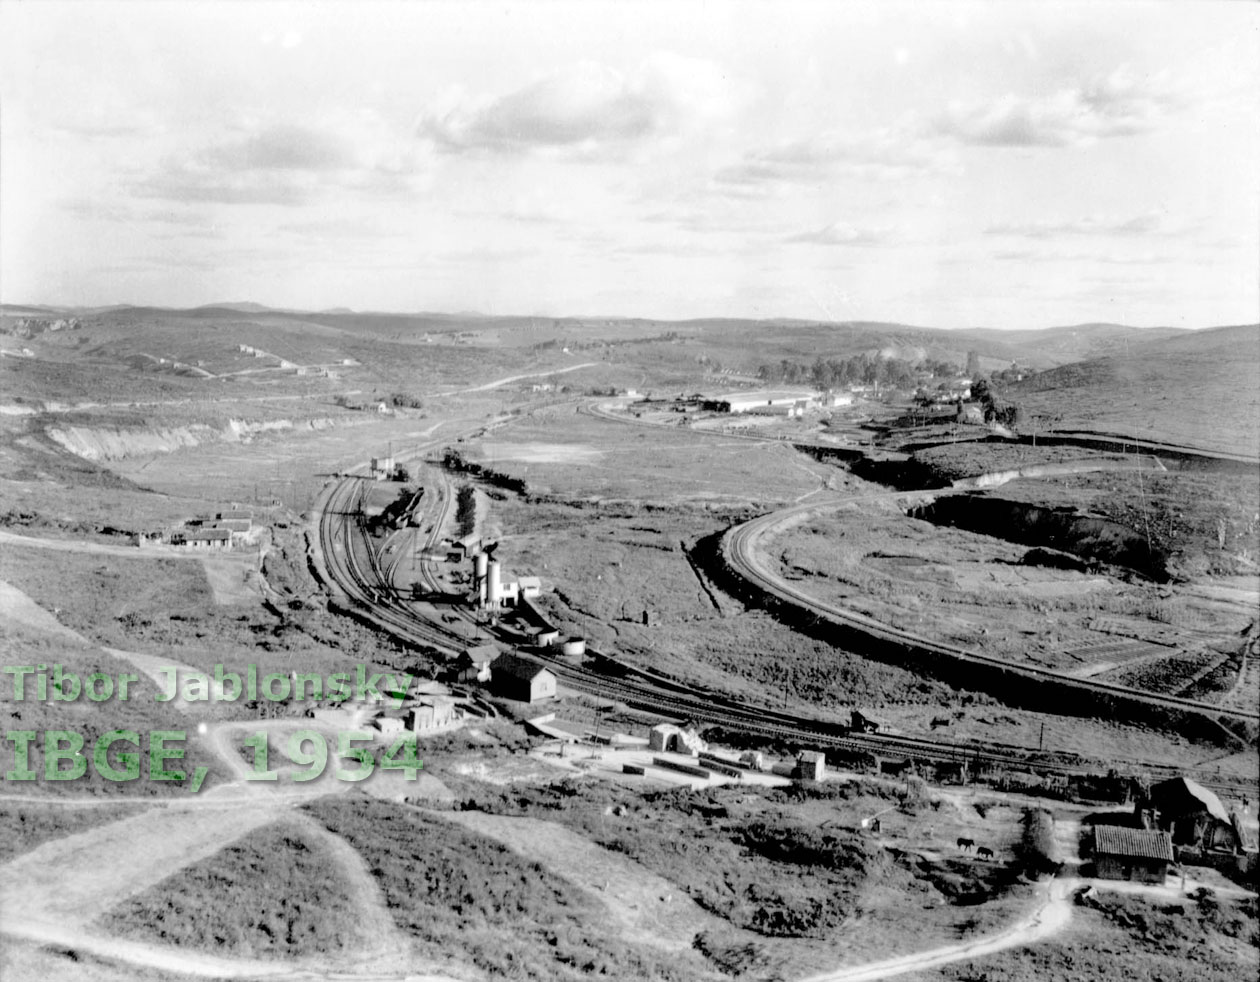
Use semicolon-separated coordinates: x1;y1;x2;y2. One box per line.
936;67;1187;147
786;222;891;246
129;123;427;206
203;125;356;171
985;212;1171;239
420;53;740;153
711;129;948;197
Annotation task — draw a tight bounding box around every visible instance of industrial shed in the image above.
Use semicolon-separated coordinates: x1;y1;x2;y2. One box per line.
489;654;557;703
1093;826;1174;884
703;389;817;414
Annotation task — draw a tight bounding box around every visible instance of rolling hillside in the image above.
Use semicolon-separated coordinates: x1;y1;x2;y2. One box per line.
1006;324;1260;459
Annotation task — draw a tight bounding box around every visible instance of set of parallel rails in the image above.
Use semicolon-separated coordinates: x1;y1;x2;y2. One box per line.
314;430;1257;800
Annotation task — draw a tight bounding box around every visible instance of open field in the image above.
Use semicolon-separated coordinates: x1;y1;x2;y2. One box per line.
98;819;371;962
454;403;837;506
764;501;1255;703
1006;324;1260;459
440;773;1045;978
907;889;1258;982
0;801;146;863
306;794;719;981
0;536;426;708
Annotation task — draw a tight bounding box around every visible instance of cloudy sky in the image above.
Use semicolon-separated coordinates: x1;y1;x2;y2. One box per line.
2;1;1257;327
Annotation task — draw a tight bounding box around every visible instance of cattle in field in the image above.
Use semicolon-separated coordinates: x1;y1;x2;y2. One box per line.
977;846;994;860
957;837;974;851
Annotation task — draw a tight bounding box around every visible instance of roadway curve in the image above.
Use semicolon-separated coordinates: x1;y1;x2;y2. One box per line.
721;496;1260;728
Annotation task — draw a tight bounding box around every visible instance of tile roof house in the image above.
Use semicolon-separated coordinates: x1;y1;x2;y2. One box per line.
1093;826;1174;884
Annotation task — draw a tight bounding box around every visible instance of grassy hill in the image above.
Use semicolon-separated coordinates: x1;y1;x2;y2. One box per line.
1006;324;1260;458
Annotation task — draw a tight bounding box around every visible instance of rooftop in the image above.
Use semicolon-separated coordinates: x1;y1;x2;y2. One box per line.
1151;777;1231;824
1094;826;1174;862
712;389;817;405
493;653;554;682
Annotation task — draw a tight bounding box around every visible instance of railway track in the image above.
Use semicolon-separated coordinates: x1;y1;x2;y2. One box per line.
313;431;1257;799
722;499;1259;726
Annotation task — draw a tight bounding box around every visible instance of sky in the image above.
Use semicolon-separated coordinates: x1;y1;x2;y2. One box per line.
1;1;1257;327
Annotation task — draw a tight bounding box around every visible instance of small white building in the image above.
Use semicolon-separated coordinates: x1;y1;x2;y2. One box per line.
407;697;458;732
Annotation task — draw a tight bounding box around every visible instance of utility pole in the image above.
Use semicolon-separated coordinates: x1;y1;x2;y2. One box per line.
1039;722;1045;752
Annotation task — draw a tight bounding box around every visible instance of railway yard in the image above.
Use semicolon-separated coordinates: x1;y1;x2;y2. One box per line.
1;309;1258;982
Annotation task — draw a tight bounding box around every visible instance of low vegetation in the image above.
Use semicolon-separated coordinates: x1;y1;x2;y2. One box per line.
305;795;715;981
444;778;1019;942
0;801;144;862
97;821;363;959
930;891;1258;982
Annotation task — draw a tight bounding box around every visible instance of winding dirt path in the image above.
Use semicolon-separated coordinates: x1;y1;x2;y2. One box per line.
797;877;1077;982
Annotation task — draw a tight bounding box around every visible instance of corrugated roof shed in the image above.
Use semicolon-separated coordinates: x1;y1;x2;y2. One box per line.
1094;826;1174;862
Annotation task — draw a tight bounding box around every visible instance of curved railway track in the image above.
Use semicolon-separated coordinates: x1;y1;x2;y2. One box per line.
722;498;1259;726
312;412;1256;798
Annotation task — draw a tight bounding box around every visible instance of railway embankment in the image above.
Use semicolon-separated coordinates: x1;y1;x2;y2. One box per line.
708;508;1257;748
909;495;1170;582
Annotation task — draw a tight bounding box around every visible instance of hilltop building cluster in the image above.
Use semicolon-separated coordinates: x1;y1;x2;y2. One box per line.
135;508;257;551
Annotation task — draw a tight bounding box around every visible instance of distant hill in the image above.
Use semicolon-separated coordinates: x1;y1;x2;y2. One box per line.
962;323;1188;365
1006;324;1259;458
198;301;279;314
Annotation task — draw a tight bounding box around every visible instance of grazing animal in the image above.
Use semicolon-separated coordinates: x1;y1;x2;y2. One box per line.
977;846;994;860
957;837;974;851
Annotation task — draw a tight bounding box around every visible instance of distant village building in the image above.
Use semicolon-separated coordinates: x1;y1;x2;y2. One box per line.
173;528;232;550
957;402;985;425
1093;826;1174;884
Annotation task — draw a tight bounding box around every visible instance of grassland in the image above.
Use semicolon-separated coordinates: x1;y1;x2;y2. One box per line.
909;890;1258;982
992;469;1260;579
768;501;1253;687
0;537;428;701
1006;323;1260;459
97;820;365;960
457;402;836;507
305;795;718;981
0;801;145;862
489;494;956;711
434;774;1041;976
0;633;218;796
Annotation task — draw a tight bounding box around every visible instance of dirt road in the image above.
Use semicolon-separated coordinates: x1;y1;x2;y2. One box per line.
798;877;1077;982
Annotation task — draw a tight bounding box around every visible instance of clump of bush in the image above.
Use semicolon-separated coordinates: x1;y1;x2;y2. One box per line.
1016;806;1060;875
